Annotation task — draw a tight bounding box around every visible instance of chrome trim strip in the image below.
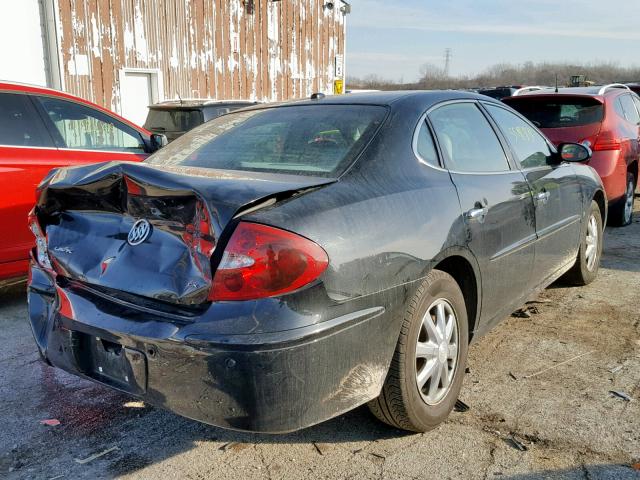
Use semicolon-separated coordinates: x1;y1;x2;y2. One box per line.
536;215;581;240
490;233;537;261
0;144;144;155
57;148;145;155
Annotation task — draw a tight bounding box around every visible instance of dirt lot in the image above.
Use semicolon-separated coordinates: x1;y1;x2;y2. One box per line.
1;199;639;480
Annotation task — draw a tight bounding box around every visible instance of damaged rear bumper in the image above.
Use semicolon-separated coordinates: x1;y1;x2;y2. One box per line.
28;263;393;433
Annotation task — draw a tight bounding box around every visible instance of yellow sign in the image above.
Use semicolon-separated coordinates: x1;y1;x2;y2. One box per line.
333;79;344;95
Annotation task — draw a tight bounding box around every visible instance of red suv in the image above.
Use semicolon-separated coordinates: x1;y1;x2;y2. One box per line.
504;84;639;226
0;81;165;284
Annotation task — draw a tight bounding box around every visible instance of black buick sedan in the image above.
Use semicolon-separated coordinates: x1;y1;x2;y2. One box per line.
28;91;605;433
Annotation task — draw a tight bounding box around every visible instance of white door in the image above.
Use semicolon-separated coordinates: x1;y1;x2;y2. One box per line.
120;72;155;126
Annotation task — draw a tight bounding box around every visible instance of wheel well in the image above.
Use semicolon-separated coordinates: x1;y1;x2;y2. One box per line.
434;256;478;342
629;161;638;185
593;189;606;222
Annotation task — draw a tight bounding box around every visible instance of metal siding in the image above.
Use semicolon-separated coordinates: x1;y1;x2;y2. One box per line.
56;0;346;112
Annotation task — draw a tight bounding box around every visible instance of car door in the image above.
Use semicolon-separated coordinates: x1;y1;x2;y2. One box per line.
0;91;61;277
32;94;150;165
428;101;536;329
483;103;582;285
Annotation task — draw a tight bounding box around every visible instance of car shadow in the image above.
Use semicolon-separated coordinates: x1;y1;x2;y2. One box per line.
495;464;638;479
30;360;412;478
0;280;27;307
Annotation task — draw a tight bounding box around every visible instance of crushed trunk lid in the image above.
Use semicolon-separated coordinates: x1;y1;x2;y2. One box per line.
36;161;332;305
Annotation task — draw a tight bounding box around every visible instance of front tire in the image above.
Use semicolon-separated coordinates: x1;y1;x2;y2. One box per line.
368;269;468;432
564;200;603;286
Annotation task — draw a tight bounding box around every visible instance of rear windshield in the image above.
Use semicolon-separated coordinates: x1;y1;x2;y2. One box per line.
505;97;604;128
146;104;387;177
144;109;203;133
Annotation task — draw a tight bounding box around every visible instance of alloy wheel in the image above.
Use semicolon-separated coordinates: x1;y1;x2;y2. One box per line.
585;214;599;271
415;298;459;405
624;179;634;225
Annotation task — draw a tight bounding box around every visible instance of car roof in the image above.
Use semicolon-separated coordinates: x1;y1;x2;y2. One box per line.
246;90;502;110
0;80;150;133
150;99;258;109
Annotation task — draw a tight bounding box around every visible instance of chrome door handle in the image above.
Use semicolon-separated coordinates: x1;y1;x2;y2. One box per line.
465;207;488;223
535;191;550;204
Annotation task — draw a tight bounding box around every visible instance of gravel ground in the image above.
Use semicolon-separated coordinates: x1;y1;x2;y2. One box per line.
0;199;639;480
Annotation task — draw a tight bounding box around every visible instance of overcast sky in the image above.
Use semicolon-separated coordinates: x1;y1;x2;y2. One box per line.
345;0;640;82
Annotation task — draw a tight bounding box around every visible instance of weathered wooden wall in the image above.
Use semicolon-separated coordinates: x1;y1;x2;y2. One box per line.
55;0;346;112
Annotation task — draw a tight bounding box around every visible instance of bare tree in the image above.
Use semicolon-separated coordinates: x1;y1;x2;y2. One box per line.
347;61;640;91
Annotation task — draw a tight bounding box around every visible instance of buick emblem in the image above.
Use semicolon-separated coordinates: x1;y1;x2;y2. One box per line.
127;219;152;246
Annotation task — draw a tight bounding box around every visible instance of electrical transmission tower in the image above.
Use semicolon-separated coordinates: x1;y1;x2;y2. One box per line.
444;48;452;77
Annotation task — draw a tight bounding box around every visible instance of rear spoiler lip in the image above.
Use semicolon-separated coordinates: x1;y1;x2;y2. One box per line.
503;94;606;104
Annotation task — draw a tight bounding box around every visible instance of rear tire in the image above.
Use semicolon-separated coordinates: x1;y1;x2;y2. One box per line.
564;200;603;286
368;269;468;432
609;172;635;227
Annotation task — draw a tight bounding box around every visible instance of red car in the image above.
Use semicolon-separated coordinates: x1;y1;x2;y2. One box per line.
504;84;639;226
0;81;165;284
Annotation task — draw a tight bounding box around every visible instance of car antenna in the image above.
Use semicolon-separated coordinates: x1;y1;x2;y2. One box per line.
555;74;559;93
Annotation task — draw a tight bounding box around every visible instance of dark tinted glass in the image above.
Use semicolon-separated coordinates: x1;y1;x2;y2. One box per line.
145;109;203;132
429;103;509;172
0;93;52;147
486;104;554;169
505;97;604;128
478;88;515;100
147;105;387;177
415;121;439;166
202;104;252;122
37;96;145;153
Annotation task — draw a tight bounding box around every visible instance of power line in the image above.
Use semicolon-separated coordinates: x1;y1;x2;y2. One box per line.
444;48;452;77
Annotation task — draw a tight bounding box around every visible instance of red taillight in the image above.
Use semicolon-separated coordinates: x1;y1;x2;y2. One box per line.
28;211;52;270
209;222;329;301
591;131;621;151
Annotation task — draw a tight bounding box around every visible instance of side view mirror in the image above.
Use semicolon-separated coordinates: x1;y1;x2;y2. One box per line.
558;143;592;163
150;133;168;151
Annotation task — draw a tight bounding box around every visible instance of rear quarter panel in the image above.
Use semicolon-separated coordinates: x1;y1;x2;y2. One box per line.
247;101;470;323
571;163;607;222
243;103;470;390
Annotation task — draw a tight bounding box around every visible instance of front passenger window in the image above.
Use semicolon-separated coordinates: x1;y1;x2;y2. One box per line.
429;103;509;172
485;104;555;169
36;96;146;153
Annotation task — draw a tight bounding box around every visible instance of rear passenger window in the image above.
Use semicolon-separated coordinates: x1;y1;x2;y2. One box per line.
415;121;439;166
485;104;555;169
0;93;52;147
619;95;640;124
429;103;509;172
